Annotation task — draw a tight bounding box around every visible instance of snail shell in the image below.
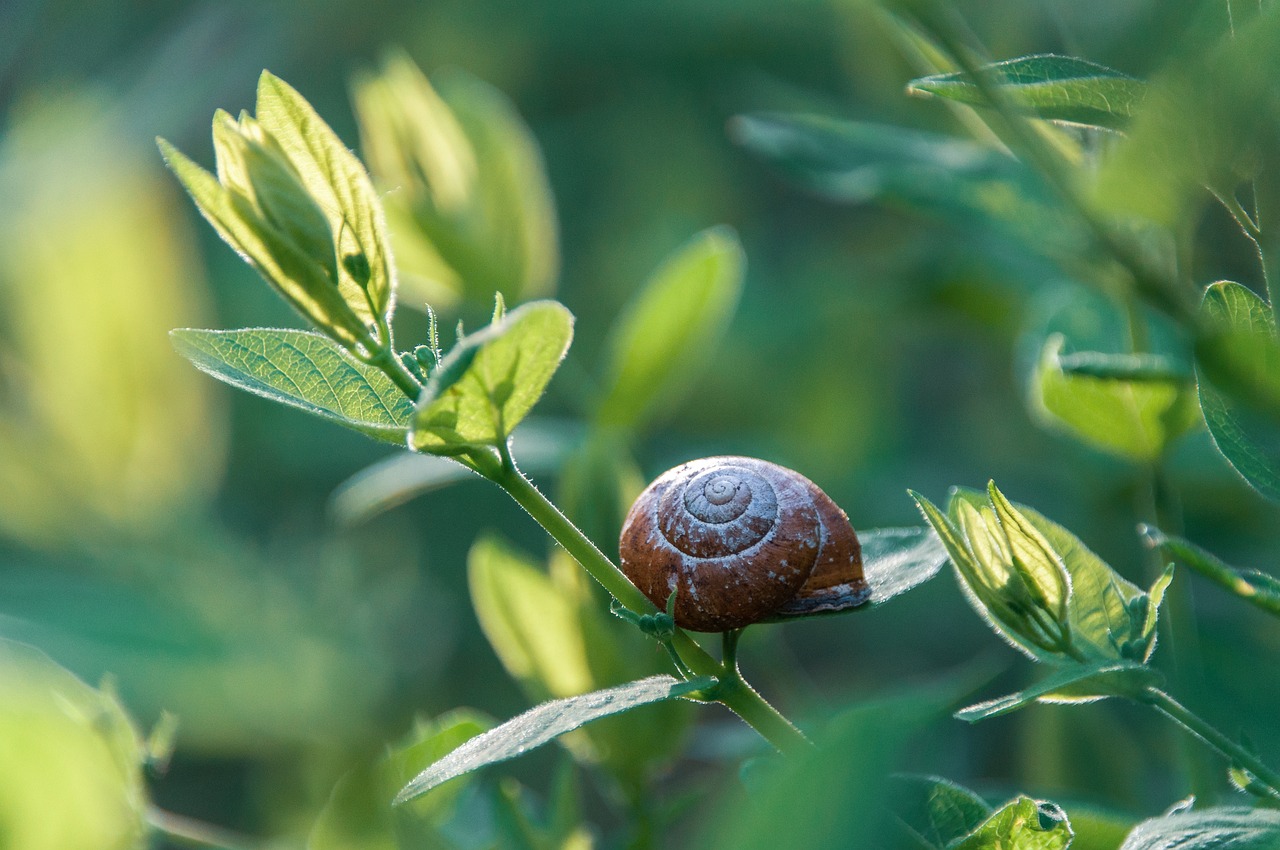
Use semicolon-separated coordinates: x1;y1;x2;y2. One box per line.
618;456;868;632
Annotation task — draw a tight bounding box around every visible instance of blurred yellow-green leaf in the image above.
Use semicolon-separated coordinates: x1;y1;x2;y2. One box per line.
354;54;559;310
596;226;744;433
0;638;148;850
0;95;224;545
1032;334;1199;461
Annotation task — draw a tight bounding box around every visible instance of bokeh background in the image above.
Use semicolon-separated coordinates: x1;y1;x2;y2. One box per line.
2;0;1277;847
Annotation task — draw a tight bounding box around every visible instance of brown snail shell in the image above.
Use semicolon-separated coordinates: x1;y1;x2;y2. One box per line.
618;456;869;632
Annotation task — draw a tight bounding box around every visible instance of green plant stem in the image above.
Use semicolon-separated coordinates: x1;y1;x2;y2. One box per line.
365;341;423;401
1139;463;1215;801
489;449;809;754
1142;686;1280;796
147;807;260;850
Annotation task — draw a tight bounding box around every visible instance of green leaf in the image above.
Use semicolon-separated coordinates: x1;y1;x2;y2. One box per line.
731;113;1079;264
468;538;694;784
158;140;370;350
468;536;595;700
956;662;1160;723
353;56;558;307
170;328;414;444
254;71;395;326
596;227;744;432
908;54;1145;131
1119;807;1280;850
1142;526;1280;617
394;675;711;804
987;482;1071;620
1033;334;1200;461
0;638;148;850
1196;281;1280;502
892;775;992;850
951;796;1073;850
947;488;1149;663
410;301;573;453
309;709;492;850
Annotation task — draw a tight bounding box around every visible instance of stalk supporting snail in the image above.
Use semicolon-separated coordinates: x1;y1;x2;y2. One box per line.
618;456;868;632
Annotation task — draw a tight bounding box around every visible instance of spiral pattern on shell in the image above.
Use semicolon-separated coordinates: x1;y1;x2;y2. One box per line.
619;456;868;632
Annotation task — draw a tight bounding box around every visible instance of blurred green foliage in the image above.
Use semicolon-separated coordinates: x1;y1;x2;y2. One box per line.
4;0;1280;847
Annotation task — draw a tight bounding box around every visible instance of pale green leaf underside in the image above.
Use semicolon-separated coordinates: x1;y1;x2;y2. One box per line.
1034;335;1199;461
597;226;744;432
1119;807;1280;850
956;662;1157;723
1198;281;1280;502
394;675;710;803
909;54;1144;130
171;328;413;443
861;527;948;606
411;301;573;452
952;796;1073;850
761;526;947;623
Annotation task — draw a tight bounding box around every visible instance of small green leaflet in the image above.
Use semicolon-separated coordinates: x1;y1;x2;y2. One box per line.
1119;807;1280;850
1033;334;1199;461
171;328;413;444
892;775;992;849
951;796;1073;850
410;301;573;453
955;662;1160;723
394;675;712;804
596;226;744;433
908;54;1144;131
1196;281;1280;502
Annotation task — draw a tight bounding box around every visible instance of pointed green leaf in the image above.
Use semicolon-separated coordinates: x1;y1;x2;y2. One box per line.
948;488;1148;662
597;227;744;432
987;483;1071;619
1196;281;1280;502
892;775;992;850
956;662;1159;723
0;639;148;850
908;54;1145;131
170;328;413;443
1143;527;1280;618
951;795;1073;850
159;139;368;349
394;675;711;804
1119;808;1280;850
255;71;395;325
923;492;1059;662
410;301;573;452
1034;335;1200;461
468;536;594;700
